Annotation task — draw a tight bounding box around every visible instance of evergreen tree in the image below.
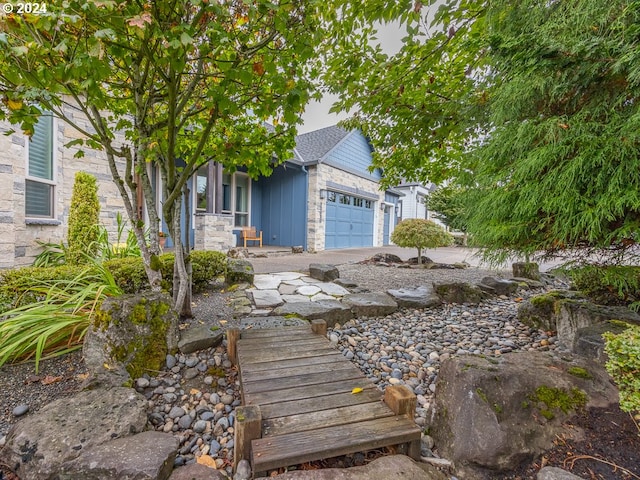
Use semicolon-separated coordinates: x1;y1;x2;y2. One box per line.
67;172;100;265
468;0;640;263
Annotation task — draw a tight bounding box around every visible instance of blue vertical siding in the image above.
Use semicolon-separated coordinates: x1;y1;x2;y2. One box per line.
324;132;382;181
254;163;307;248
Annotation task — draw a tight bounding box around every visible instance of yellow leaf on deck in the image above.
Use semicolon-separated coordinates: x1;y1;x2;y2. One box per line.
351;387;363;394
196;454;217;469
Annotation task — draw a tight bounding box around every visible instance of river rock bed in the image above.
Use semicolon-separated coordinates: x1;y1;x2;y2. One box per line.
328;290;560;427
132;345;240;476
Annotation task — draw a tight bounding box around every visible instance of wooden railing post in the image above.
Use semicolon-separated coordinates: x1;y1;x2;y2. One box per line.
227;328;240;365
234;405;262;473
311;319;327;336
384;385;421;460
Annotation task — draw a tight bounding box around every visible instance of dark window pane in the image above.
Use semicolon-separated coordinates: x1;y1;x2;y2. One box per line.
26;180;53;217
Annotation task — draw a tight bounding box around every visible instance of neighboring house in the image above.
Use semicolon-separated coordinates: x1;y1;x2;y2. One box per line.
193;125;402;251
393;181;446;228
1;120;399;268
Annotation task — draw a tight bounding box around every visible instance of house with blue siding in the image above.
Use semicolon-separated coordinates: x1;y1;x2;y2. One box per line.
1;121;401;268
192;125;402;252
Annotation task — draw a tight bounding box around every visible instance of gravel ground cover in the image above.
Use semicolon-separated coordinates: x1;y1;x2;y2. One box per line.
1;262;638;480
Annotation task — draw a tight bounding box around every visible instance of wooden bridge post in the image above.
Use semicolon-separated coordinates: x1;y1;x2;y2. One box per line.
311;319;327;336
233;405;262;472
227;328;240;364
384;385;421;460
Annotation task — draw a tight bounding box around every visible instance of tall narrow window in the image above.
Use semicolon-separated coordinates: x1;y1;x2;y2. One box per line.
220;172;250;227
234;174;249;226
222;173;231;213
26;113;54;218
196;166;208;211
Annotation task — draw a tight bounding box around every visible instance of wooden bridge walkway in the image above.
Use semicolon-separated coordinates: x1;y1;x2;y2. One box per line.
228;321;422;475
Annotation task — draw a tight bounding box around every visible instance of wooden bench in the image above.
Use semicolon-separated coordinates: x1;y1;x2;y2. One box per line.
241;226;262;248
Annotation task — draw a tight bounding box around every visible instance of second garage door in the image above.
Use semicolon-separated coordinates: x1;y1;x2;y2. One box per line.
325;191;375;249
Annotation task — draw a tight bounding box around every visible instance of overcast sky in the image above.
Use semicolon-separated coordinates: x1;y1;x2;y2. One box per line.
298;21;406;133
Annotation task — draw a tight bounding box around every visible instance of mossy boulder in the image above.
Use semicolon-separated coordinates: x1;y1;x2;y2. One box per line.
429;352;618;478
225;259;255;285
512;262;540;281
83;292;179;387
518;292;640;363
433;281;487;305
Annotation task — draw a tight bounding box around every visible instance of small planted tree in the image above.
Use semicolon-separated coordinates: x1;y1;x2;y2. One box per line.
391;219;453;265
67;172;100;265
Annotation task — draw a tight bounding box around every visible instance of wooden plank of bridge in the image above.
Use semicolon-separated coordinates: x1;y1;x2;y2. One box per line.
232;322;422;475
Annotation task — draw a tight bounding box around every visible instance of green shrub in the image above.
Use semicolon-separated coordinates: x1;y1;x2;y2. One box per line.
0;264;93;312
104;257;149;293
390;219;453;264
104;250;227;294
159;250;228;292
604;323;640;413
67;172;100;265
569;265;640;310
190;250;228;290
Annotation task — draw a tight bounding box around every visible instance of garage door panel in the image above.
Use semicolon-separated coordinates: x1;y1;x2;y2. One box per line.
325;191;374;249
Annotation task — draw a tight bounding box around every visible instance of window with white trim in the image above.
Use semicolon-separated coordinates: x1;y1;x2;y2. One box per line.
222;172;250;227
25;113;55;218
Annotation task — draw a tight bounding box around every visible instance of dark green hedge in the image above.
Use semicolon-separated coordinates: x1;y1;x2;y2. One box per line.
0;251;229;312
0;264;95;312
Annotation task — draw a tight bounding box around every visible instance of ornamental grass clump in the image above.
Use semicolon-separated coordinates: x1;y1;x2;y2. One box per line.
391;219;453;264
0;262;122;372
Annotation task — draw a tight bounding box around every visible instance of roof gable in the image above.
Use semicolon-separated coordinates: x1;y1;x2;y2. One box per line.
294;125;352;164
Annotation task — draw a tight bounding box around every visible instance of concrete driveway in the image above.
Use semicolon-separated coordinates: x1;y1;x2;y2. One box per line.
246;246;486;274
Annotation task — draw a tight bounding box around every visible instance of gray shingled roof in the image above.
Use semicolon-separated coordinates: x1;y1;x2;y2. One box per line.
293;125;351;164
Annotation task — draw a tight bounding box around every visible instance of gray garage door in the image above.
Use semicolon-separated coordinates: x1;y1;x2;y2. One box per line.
325;191;374;249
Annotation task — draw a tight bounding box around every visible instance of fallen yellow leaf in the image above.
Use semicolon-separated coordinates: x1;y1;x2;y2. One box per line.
196;454;217;469
351;387;363;394
7;98;22;110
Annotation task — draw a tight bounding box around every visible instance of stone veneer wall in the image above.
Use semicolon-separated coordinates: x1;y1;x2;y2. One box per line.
306;163;385;252
193;213;235;252
0;106;128;269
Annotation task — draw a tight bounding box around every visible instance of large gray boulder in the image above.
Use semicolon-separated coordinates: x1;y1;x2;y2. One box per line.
272;300;353;327
512;262;541;280
309;263;340;282
83;292;179;387
387;286;442;309
428;352;618;479
478;277;520;296
0;388;148;479
342;293;398;317
255;455;446;480
518;293;640;359
58;431;178;480
226;259;255;285
178;325;224;354
432;282;487;305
